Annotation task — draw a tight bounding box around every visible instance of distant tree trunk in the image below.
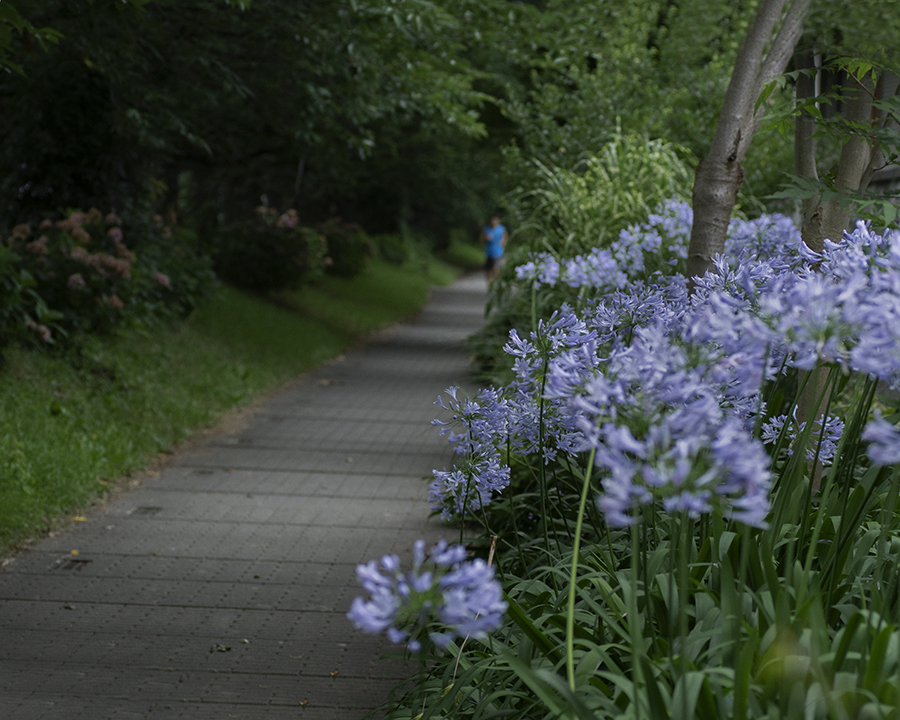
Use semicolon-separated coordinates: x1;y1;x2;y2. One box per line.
686;0;810;286
794;60;894;487
794;48;819;234
292;157;306;207
800;72;877;252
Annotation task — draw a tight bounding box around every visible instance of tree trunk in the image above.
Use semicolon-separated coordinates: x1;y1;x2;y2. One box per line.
686;0;810;285
794;49;819;231
802;72;877;253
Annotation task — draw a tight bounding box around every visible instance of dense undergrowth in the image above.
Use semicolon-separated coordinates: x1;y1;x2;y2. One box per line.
0;254;461;555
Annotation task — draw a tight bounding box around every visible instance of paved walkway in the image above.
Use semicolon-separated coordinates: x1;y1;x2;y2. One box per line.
0;274;488;720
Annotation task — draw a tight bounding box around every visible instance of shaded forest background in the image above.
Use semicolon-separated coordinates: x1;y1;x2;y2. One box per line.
0;0;798;242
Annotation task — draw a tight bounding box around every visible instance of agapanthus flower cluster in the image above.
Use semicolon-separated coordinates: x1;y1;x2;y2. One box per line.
430;386;511;519
761;413;845;465
514;201;692;291
724;212;805;266
347;539;507;651
443;200;900;537
429;454;511;520
745;223;900;388
544;311;773;527
515;251;560;286
589;418;771;527
432;385;507;457
562;247;627;290
501;308;604;459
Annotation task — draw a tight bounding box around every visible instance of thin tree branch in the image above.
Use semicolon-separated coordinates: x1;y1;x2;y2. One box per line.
742;0;813;156
759;0;813;89
794;49;818;181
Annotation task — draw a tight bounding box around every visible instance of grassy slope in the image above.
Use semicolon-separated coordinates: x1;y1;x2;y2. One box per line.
0;257;459;552
276;256;458;334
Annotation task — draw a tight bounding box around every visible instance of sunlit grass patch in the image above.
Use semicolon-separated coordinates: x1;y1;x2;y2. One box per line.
277;257;459;335
439;240;485;271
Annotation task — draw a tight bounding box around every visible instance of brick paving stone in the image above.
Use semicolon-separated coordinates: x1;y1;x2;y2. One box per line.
0;274;488;719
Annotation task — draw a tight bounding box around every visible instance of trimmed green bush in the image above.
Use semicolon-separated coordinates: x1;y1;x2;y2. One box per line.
374;233;410;266
214;207;326;292
318;217;374;277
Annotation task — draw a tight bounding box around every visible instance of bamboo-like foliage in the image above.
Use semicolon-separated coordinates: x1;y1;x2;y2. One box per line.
472;133;693;380
509;132;693;258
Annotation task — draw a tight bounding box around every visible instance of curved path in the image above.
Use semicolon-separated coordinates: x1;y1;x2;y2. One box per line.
0;274;487;719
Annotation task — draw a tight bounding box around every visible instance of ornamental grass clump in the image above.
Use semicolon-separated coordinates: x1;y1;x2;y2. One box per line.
358;201;900;720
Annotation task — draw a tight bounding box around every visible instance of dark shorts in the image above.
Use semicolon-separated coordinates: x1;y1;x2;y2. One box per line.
485;255;503;271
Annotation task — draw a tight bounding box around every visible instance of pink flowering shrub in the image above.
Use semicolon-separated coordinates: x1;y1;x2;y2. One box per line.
1;208;216;352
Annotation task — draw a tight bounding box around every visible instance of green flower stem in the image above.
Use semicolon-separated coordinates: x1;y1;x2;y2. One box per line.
629;522;645;720
530;279;538;335
803;374;877;580
537;360;555;562
796;364;840;552
566;448;595;691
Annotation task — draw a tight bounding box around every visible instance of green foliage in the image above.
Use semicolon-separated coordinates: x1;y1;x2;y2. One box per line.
277;256;458;336
0;243;49;354
472;132;693;380
804;0;900;72
438;230;485;271
0;0;61;74
0;0;799;243
509;131;693;256
0;0;500;239
494;0;767;193
318;218;374;278
374;233;411;266
214;208;326;293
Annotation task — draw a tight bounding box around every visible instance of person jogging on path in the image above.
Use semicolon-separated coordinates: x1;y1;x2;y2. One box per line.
481;214;508;282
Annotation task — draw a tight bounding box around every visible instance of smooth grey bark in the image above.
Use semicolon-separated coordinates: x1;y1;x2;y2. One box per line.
686;0;811;284
794;49;819;225
801;73;877;253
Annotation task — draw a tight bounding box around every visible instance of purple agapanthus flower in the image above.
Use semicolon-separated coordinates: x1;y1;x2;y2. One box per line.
862;412;900;466
347;539;506;652
761;413;845;465
429;454;511;520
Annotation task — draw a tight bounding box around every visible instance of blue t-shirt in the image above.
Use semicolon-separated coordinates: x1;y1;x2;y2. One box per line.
484;225;506;258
